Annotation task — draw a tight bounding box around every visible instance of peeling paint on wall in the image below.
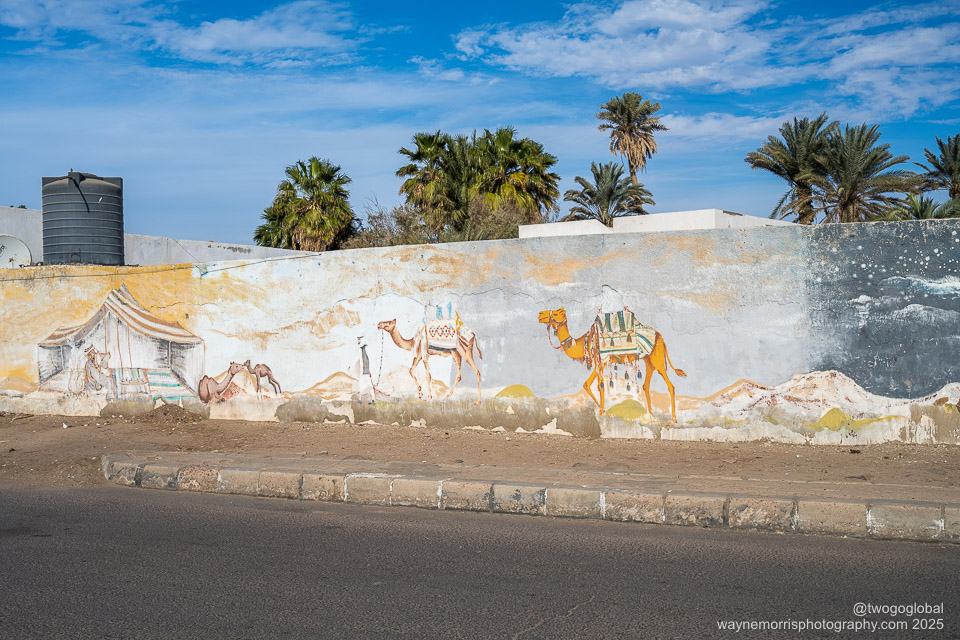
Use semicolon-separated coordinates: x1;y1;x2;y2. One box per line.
2;221;959;445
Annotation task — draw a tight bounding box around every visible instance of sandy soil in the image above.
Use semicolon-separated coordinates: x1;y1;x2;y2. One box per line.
1;406;957;490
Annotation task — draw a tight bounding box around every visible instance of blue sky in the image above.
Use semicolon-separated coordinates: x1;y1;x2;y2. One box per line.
0;0;958;245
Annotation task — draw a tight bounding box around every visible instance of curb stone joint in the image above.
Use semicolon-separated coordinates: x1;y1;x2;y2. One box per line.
101;454;959;545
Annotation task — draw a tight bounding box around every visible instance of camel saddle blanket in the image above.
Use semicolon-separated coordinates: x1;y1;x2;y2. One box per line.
594;311;656;359
424;319;474;352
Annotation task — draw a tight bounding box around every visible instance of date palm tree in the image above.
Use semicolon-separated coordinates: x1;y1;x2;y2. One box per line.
596;92;667;187
873;194;960;221
812;124;919;223
563;162;655;226
916;134;960;199
744;113;835;224
255;157;355;251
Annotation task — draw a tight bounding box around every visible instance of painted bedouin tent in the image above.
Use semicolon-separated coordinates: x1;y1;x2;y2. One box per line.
37;285;204;399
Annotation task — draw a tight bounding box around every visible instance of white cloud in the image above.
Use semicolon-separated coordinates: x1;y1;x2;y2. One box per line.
825;25;960;75
453;0;960;119
0;0;363;67
149;1;359;65
594;0;769;34
454;0;781;91
661;112;783;141
409;56;469;82
818;2;960;36
0;0;161;45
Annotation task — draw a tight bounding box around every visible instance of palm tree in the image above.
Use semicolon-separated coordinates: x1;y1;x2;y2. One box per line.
471;127;560;221
744;113;835;224
396;131;454;214
562;162;655;226
395;127;560;233
255;157;355;251
253;204;294;248
813;124;919;223
873;194;960;221
596;92;667;187
397;131;478;232
916;134;960;199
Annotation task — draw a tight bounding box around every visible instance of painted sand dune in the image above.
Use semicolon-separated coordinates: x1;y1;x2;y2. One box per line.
295;372;358;400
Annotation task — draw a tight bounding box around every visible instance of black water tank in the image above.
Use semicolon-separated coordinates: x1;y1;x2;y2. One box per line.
42;171;124;265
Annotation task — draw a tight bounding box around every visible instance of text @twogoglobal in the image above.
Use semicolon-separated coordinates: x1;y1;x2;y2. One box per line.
717;602;946;633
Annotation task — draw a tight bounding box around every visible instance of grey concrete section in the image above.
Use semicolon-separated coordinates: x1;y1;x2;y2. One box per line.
603;490;664;523
728;497;795;532
301;473;344;502
123;233;309;266
519;209;793;238
868;501;944;541
100;452;960;544
664;493;727;527
441;479;494;512
492;483;546;515
391;477;441;509
944;506;960;543
796;499;866;537
0;206;42;262
257;470;301;499
344;474;396;505
176;465;219;492
217;468;260;495
0;206;308;265
139;462;181;490
100;453;123;479
105;459;142;487
545;486;604;518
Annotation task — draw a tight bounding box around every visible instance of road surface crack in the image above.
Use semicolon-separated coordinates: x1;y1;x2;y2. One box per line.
512;593;597;639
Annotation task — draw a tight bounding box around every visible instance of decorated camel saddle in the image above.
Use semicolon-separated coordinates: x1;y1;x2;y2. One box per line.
424;304;475;352
594;310;657;359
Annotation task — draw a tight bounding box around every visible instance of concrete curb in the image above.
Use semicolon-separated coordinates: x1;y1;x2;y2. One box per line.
102;454;960;544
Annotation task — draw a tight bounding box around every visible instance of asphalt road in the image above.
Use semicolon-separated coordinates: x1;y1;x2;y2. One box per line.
0;487;957;639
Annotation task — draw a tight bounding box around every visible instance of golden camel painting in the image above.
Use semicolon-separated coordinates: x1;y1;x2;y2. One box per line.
377;317;483;404
537;307;687;421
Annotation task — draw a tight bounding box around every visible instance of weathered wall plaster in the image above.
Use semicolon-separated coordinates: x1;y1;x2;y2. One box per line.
2;221;959;445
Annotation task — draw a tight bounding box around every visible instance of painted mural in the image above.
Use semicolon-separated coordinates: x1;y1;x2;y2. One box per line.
35;285;202;403
2;221;960;446
377;305;483;404
538;306;686;421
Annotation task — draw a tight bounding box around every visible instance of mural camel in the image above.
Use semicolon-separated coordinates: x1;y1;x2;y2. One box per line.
198;361;244;404
243;359;281;397
377;318;483;404
537;307;687;422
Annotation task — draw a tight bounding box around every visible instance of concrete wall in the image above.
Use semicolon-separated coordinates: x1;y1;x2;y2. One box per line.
123;234;309;265
0;206;307;265
0;207;43;261
2;220;959;445
519;209;794;238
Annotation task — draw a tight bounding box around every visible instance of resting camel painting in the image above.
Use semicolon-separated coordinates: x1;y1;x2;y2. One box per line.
198;361;244;404
538;307;687;421
377;316;483;404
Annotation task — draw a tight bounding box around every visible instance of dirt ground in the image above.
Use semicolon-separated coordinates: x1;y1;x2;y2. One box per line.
1;406;958;490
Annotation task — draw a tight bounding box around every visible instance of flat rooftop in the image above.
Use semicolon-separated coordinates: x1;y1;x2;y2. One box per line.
519;209;794;238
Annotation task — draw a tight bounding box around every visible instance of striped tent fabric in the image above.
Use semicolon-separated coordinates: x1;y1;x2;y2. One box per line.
38;285;202;346
36;285;204;392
